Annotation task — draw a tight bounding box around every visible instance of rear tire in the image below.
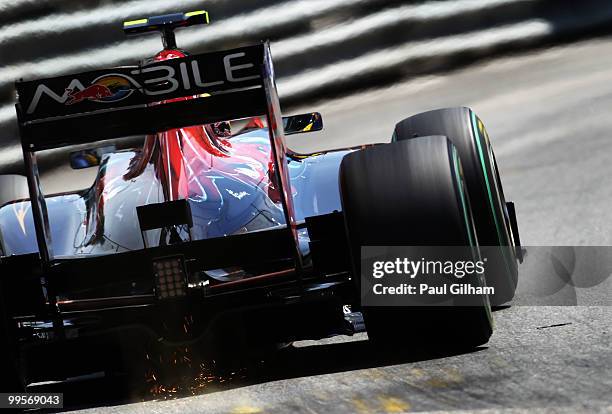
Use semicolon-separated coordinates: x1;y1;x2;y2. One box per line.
393;107;518;305
0;175;28;391
0;275;24;392
340;136;493;349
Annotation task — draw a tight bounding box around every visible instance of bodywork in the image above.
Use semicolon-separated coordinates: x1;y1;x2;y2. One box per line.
0;129;349;259
1;41;360;384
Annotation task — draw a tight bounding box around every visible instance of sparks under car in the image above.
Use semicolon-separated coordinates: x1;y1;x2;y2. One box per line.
0;11;522;390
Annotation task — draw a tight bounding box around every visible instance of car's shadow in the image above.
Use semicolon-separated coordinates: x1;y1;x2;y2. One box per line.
34;333;487;412
261;337;486;384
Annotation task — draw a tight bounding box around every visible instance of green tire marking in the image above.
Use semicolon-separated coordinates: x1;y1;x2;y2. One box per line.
469;110;513;276
453;145;493;325
452;147;475;248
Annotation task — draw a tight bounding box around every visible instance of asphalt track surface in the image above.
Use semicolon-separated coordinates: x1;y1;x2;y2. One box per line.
27;37;612;413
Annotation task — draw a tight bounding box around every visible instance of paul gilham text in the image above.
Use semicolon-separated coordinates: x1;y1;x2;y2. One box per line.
373;283;494;295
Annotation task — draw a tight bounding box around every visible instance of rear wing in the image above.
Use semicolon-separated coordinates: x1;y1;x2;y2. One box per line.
16;44;266;150
14;43;303;275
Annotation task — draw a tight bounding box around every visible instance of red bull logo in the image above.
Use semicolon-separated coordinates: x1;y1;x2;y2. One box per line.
65;84;112;105
64;75;134;105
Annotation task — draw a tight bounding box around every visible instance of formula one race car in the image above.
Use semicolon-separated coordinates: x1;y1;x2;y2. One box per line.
0;11;522;391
